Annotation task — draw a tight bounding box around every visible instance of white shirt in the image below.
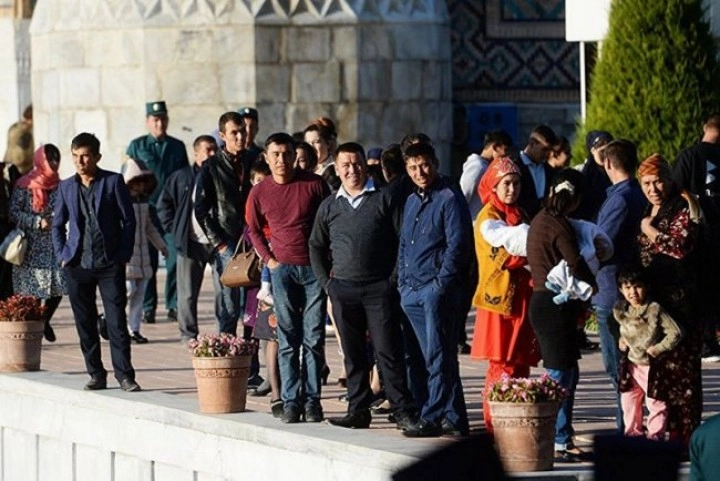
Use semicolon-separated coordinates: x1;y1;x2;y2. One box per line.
520;151;546;200
459;153;490;221
335;179;375;209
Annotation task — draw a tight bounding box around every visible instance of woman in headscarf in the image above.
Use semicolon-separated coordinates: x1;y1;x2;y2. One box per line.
470;157;540;433
635;153;703;446
9;144;66;342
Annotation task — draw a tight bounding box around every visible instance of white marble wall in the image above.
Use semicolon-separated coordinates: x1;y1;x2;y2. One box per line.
0;372;425;481
30;0;452;177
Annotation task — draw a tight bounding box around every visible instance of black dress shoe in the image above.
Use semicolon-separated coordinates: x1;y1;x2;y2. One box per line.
305;405;324;423
142;311;156;324
84;375;107;391
119;378;141;392
392;409;418;430
130;331;149;344
402;420;442;438
326;410;371;429
281;404;303;424
441;418;469;436
167;309;177;321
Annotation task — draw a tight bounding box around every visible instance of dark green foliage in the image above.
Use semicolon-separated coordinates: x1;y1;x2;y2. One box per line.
574;0;720;165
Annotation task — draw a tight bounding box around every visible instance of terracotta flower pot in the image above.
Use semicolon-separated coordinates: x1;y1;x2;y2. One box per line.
0;320;44;372
489;401;558;472
192;356;251;413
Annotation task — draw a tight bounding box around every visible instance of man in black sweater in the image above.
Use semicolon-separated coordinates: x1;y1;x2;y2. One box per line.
309;142;415;430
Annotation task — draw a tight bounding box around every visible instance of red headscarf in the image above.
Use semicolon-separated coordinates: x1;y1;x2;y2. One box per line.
637;153;672;180
478;157;523;226
15;145;60;213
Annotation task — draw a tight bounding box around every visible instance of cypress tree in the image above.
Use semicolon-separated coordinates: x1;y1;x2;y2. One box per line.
574;0;720;164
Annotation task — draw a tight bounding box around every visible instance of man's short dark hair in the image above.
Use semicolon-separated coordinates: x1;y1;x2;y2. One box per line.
335;142;366;162
403;142;438;165
529;124;560;148
264;132;295;150
250;159;271;178
705;112;720;130
218;111;244;134
71;132;101;156
193;134;217;150
381;144;404;178
603;139;638;174
483;130;513;149
400;133;433;154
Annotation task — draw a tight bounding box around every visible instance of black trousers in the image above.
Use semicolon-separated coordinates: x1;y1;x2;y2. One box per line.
329;278;413;413
64;263;135;381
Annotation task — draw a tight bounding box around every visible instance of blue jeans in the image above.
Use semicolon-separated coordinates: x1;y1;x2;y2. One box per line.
269;264;326;409
211;247;242;335
595;305;624;433
547;365;579;450
400;284;468;430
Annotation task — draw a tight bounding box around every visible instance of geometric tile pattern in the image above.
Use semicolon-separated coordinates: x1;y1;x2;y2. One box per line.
34;0;447;22
501;0;564;21
449;0;579;102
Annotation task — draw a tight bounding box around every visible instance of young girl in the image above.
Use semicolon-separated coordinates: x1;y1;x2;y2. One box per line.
123;158;167;343
614;265;683;440
244;161;282;415
471;157;540;432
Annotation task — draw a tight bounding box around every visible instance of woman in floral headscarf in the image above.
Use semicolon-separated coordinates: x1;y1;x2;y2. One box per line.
470;157;540;432
9;144;66;342
635;153;702;446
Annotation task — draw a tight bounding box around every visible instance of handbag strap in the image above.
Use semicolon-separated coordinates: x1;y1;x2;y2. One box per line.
230;239;249;257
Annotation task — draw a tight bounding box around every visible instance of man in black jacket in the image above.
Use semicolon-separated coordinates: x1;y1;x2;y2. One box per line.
194;112;250;335
674;112;720;362
158;135;217;342
512;125;560;219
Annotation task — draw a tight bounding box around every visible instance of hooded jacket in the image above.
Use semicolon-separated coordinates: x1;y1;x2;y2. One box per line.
123;158;166;279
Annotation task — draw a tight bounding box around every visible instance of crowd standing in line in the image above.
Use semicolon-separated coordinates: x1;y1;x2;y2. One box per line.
3;102;720;464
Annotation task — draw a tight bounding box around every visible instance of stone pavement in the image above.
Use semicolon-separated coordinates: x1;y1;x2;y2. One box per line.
38;270;720;468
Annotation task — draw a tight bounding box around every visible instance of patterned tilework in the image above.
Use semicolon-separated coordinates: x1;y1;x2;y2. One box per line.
501;0;564;21
449;0;580;102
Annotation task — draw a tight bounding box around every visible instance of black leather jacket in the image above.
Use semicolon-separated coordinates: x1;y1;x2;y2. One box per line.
193;149;249;250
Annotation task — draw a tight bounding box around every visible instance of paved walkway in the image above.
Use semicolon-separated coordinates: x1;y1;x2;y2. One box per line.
38;271;720;453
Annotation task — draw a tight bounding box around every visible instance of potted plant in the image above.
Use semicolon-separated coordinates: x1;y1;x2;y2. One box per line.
0;294;47;372
487;373;568;472
188;333;258;413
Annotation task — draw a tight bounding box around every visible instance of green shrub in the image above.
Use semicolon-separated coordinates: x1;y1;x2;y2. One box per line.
574;0;720;165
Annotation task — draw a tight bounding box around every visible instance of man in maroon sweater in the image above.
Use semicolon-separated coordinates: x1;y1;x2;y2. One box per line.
246;132;330;424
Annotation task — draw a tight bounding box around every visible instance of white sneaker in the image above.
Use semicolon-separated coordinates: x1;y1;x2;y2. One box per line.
257;288;273;305
702;354;720;363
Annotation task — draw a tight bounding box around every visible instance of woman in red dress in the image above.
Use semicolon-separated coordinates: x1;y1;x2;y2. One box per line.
470;157;540;432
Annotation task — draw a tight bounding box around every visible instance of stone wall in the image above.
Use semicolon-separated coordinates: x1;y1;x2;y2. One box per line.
0;17;31;161
0;372;425;481
30;0;452;177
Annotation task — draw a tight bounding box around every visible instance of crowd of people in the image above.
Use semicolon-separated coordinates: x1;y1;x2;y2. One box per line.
2;103;720;460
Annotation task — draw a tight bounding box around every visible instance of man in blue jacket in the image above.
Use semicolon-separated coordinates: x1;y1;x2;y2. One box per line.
397;142;472;437
52;132;139;392
593;139;647;433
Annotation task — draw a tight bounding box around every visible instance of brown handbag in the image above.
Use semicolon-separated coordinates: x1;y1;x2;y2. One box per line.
219;241;262;288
